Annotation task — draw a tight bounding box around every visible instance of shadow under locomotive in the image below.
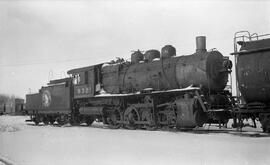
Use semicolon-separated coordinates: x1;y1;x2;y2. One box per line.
25;120;270;138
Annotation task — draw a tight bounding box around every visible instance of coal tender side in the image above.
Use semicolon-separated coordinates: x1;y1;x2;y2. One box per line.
232;31;270;132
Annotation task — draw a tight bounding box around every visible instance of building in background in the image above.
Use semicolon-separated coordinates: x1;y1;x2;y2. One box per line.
0;98;24;115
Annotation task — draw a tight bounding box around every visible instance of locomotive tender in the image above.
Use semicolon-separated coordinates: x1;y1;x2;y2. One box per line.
232;31;270;132
26;36;233;130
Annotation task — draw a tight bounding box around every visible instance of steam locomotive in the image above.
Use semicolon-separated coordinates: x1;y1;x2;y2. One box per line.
25;32;270;132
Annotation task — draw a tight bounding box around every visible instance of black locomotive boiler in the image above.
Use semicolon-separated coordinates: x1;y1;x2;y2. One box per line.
26;36;233;130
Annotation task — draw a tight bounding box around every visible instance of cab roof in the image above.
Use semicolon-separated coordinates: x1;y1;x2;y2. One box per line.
67;63;103;75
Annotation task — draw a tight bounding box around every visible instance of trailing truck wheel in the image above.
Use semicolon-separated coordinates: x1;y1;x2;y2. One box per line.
34;118;40;125
43;117;49;125
57;119;64;126
86;117;94;126
107;110;121;129
56;115;69;126
259;113;270;133
262;126;266;133
50;118;55;125
262;124;270;133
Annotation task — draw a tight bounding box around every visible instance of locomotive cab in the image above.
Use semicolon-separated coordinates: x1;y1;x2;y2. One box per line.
67;64;103;98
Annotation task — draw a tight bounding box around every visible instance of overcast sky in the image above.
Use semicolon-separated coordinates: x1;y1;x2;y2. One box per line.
0;0;270;98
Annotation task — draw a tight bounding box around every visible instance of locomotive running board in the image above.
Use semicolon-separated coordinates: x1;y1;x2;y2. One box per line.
94;86;200;98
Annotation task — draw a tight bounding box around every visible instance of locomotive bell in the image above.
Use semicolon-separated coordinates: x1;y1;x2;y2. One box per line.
196;36;207;53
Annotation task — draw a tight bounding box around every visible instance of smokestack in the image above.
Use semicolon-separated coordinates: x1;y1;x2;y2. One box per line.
196;36;206;53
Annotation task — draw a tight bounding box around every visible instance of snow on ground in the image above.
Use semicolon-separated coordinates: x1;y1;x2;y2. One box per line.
0;115;270;165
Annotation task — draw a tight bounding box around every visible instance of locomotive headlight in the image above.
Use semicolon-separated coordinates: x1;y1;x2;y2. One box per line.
222;59;233;71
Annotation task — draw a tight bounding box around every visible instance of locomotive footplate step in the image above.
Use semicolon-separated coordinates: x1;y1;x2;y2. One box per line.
25;119;33;122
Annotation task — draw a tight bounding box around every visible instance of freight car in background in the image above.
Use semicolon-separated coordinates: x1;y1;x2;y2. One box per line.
26;35;234;130
0;98;24;115
231;31;270;133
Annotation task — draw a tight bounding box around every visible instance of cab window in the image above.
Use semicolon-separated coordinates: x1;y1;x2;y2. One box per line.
73;74;81;85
